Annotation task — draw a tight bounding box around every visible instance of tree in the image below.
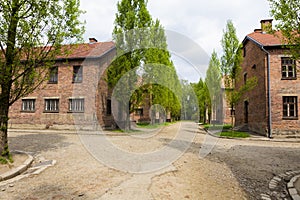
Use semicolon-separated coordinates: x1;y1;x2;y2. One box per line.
221;20;241;87
268;0;300;59
142;19;181;123
108;0;180;127
0;0;84;162
221;20;257;126
108;0;153;130
205;51;222;124
192;79;210;124
220;20;243;126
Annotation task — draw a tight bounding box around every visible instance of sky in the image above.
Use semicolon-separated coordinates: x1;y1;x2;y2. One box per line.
79;0;272;82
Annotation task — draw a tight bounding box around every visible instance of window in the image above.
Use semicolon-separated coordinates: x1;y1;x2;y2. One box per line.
106;99;112;115
44;99;59;112
135;108;143;116
49;66;58;83
21;99;35;112
69;98;84;112
243;47;246;57
282;57;296;79
73;66;83;83
244;73;247;84
283;96;298;119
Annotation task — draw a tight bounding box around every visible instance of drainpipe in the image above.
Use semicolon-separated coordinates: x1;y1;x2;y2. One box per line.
261;47;272;138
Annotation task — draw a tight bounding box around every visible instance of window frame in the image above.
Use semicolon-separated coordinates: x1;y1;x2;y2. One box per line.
44;98;59;113
68;98;85;113
281;57;297;80
21;99;36;112
283;96;298;120
48;66;58;84
72;65;83;83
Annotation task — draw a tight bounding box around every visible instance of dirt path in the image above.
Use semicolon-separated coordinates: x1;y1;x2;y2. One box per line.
0;122;299;199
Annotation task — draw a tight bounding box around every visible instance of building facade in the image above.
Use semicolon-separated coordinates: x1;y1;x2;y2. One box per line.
8;39;116;130
235;19;300;137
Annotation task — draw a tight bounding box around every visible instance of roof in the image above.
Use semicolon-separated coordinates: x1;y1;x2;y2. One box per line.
243;31;286;47
56;41;115;60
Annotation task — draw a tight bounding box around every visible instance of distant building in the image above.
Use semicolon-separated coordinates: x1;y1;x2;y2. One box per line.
235;19;300;137
9;38;116;130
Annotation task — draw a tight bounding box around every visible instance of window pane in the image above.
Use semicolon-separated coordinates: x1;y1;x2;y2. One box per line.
44;99;59;112
283;96;298;118
69;98;84;112
22;99;35;112
281;58;296;78
73;66;83;83
49;67;58;83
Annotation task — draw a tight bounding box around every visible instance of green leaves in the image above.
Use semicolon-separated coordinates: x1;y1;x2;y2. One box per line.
0;0;85;105
109;0;181;121
268;0;300;59
221;20;241;80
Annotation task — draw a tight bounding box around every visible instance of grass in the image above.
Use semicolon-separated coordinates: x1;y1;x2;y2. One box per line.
203;124;233;130
219;131;250;138
136;121;176;129
0;155;13;165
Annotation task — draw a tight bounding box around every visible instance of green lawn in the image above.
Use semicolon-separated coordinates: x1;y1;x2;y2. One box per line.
203;124;233;130
219;131;250;138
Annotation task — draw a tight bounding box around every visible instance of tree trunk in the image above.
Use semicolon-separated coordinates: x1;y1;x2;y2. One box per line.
0;89;10;158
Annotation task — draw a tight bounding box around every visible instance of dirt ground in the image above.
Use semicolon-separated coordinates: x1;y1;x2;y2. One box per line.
0;122;299;199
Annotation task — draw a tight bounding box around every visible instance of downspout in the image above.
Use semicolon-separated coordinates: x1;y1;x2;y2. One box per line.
261;47;272;138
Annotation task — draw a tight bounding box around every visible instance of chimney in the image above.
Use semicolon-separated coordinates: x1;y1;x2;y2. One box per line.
89;38;98;43
260;19;273;34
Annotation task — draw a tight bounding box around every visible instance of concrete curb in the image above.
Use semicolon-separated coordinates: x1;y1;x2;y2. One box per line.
0;150;33;182
202;128;300;143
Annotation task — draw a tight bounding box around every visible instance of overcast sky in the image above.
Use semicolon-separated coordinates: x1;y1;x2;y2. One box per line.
80;0;272;82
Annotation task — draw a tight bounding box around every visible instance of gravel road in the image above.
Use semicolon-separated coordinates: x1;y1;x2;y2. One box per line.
0;121;299;199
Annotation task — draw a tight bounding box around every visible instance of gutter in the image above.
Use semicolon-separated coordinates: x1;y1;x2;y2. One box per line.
261;47;272;138
245;36;272;138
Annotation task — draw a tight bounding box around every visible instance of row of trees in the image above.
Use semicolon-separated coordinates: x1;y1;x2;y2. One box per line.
193;20;257;125
107;0;181;129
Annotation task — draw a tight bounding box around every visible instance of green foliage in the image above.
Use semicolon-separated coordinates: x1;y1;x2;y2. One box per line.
221;20;241;80
220;20;258;126
268;0;300;59
0;145;13;164
192;78;210;123
0;0;85;156
203;124;232;130
109;0;181;124
219;131;250;138
205;51;222;123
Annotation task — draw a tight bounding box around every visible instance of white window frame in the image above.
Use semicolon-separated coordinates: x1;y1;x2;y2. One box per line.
69;98;84;113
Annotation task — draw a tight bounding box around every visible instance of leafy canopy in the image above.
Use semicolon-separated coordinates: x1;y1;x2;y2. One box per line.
268;0;300;59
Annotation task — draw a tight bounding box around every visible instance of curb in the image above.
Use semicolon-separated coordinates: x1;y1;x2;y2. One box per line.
260;170;300;200
202;128;300;143
0;151;33;182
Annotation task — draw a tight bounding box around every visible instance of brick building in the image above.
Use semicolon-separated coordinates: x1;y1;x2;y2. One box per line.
235;19;300;137
8;38;116;130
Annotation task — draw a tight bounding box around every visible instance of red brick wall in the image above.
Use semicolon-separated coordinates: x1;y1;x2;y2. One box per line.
236;40;300;136
268;49;300;135
8;50;116;130
235;40;268;135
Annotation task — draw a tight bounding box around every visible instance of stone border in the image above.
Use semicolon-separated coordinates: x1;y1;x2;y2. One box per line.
288;175;300;200
0;150;33;182
260;170;300;200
